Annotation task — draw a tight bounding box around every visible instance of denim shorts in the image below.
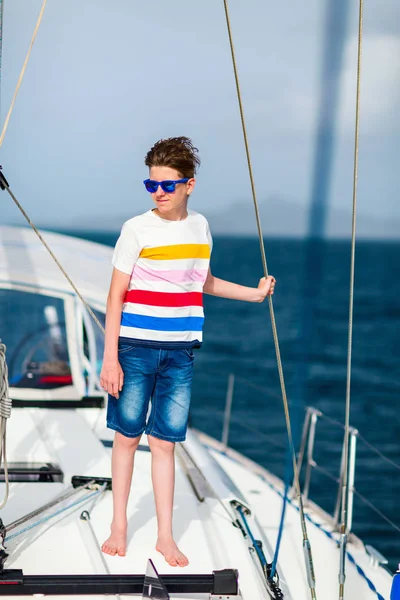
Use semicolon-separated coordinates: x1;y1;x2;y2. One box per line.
106;340;195;443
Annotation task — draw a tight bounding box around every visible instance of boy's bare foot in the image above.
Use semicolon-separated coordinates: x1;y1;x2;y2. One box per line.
101;523;127;556
156;537;189;567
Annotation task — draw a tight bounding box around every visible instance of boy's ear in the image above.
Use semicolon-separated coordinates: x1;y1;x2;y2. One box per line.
187;178;196;195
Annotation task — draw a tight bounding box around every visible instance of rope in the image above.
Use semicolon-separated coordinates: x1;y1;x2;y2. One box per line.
0;0;104;334
1;182;105;335
222;3;316;597
236;505;267;568
213;443;386;600
0;342;11;510
0;343;11;419
5;488;103;542
236;506;285;598
0;0;47;148
79;483;112;576
310;408;400;473
353;489;400;535
357;433;400;473
339;1;364;599
0;0;104;331
270;449;291;579
257;467;385;600
5;479;95;533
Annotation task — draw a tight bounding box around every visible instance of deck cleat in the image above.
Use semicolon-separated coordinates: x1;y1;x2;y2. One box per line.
71;475;112;490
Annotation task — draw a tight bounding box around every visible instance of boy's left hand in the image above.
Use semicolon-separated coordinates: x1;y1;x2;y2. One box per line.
257;276;276;302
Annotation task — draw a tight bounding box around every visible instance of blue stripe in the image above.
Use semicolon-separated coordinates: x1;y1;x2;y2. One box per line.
121;313;204;332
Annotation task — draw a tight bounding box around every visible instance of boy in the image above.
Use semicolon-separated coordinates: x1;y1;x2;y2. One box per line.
100;137;275;566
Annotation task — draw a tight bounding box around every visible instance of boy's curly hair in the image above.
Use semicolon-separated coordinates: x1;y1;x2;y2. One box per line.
145;137;200;179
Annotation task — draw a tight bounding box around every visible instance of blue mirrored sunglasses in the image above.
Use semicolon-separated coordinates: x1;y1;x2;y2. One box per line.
143;178;189;193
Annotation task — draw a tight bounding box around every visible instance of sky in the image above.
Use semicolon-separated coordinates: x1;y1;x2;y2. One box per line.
0;0;399;237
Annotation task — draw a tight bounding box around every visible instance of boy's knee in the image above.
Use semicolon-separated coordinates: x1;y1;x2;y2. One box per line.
114;431;142;451
148;435;175;453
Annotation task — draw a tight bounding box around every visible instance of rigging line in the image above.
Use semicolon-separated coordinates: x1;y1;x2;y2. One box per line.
222;2;317;597
0;0;104;335
0;1;104;334
313;409;400;472
235;505;267;568
353;488;400;535
0;0;47;148
356;433;400;473
270;447;292;579
5;479;96;532
0;342;11;511
5;488;103;542
339;1;364;599
1;182;105;335
80;483;112;577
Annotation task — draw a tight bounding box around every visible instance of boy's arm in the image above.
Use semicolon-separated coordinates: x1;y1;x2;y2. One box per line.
203;268;275;302
100;268;131;399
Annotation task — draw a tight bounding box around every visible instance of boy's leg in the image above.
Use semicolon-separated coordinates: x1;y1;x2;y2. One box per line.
145;348;194;567
102;432;141;556
148;436;188;567
103;344;157;556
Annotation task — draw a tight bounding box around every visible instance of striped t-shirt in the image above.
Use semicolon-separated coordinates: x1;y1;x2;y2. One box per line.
112;209;212;348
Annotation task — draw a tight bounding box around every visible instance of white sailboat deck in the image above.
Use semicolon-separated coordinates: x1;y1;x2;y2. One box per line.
0;226;393;599
0;405;391;599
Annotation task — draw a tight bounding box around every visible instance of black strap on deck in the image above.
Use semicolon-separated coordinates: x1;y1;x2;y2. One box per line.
11;397;105;409
0;569;239;596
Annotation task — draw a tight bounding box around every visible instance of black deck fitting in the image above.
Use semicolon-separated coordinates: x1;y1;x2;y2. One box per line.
0;167;9;191
11;396;105;409
0;569;239;596
71;475;112;490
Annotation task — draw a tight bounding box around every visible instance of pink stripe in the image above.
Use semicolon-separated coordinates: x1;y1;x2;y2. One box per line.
132;264;208;283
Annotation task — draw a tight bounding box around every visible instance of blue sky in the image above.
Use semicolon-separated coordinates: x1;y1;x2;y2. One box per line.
0;1;399;236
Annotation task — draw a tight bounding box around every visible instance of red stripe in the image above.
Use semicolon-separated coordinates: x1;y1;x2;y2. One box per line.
38;375;73;385
124;290;203;307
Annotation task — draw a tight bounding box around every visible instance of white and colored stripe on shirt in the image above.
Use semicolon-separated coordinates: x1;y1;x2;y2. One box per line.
120;241;211;345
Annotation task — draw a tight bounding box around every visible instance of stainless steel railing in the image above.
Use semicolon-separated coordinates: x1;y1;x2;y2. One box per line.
214;371;400;542
296;406;358;533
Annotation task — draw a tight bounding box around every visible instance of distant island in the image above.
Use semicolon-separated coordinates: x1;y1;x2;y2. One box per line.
30;196;400;240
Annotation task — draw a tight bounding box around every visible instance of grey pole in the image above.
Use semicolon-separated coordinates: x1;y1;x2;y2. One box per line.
222;374;235;448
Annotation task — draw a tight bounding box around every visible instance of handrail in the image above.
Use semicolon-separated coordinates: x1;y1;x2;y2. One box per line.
303;410;319;503
198;373;400;542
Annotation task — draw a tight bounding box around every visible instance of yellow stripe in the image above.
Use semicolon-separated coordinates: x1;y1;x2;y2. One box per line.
139;244;211;260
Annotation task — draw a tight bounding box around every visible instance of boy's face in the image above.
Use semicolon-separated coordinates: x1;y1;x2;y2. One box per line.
148;166;195;217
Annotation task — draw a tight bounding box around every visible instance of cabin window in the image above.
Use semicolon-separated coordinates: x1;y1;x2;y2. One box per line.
0;289;72;389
